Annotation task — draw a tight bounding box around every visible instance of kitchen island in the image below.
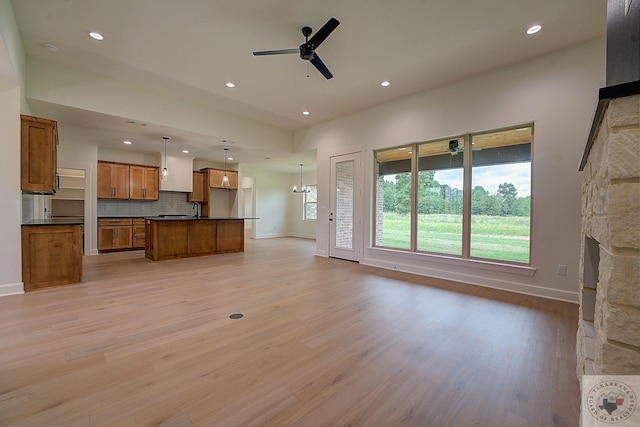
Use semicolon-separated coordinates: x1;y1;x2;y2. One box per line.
145;217;251;261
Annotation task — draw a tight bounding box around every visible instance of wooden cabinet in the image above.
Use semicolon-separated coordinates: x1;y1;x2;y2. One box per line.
129;166;159;200
21;115;58;194
133;218;146;249
22;224;82;291
187;171;205;202
208;169;238;189
98;218;133;251
98;161;159;200
145;219;244;261
98;162;130;199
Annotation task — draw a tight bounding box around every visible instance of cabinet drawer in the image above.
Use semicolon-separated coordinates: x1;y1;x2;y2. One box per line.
132;218;146;227
98;218;133;227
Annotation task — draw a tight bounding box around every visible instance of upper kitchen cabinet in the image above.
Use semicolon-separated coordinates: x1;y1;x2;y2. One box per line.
207;168;238;190
129;165;159;200
187;171;205;202
20;115;58;194
98;161;130;199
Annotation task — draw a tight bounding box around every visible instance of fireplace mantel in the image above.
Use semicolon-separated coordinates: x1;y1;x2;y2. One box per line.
579;80;640;171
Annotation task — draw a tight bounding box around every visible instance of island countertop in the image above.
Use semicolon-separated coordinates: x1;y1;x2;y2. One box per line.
144;216;258;221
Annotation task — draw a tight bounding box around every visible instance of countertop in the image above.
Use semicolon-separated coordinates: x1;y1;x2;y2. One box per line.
145;216;259;221
22;218;84;226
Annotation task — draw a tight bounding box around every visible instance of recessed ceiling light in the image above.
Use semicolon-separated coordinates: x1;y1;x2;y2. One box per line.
123;140;132;145
381;81;390;87
88;31;104;41
182;150;189;153
225;82;235;88
302;111;310;116
227;157;234;161
526;24;542;35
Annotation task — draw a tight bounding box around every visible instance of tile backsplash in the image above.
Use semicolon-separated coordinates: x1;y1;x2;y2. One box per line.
97;191;196;217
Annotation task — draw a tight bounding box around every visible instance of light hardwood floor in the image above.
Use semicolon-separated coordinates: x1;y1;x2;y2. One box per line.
0;237;580;426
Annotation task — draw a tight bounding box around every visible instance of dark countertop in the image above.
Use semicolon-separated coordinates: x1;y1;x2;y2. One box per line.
98;215;150;218
145;216;258;221
22;218;84;226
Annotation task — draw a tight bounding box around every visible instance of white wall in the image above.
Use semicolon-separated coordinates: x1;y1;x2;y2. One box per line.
289;169;317;239
241;166;292;238
296;39;606;302
0;0;26;295
57;136;99;255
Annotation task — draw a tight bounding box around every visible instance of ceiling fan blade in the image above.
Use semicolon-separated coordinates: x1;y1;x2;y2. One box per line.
253;48;299;56
310;53;333;79
308;17;340;48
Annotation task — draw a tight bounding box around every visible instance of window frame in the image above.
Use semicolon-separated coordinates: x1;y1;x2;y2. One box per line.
303;184;317;221
373;124;533;266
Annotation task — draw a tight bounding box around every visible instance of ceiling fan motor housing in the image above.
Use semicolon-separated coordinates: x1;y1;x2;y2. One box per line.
300;43;315;60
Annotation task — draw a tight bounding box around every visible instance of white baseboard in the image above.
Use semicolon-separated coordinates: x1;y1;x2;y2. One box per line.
0;281;24;297
362;258;579;303
315;249;328;257
289;233;316;240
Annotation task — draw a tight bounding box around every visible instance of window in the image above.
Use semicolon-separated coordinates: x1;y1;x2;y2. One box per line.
417;139;464;256
374;146;412;250
303;185;317;220
470;127;531;263
374;125;532;264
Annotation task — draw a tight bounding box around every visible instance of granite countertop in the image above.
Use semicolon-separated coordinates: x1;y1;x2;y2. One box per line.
22;218;84;226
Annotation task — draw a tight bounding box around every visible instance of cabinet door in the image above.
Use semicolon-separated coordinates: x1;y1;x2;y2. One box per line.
130;166;158;200
98;162;130;199
227;171;238;189
187;171;205;202
114;226;133;249
112;164;130;199
209;169;225;188
144;167;159;200
21;115;57;194
97;162;114;199
129;166;145;199
98;226;116;250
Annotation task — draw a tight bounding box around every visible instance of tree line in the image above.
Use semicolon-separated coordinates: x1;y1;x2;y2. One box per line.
382;171;530;216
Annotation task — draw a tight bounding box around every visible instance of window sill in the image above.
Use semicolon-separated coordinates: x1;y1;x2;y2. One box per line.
369;246;536;277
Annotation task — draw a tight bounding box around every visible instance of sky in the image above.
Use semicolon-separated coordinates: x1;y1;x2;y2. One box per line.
435;162;531;198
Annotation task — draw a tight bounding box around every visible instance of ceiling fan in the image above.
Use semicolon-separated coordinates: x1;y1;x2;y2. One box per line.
252;17;340;80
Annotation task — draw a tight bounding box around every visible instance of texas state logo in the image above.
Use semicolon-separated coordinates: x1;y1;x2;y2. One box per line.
582;377;638;425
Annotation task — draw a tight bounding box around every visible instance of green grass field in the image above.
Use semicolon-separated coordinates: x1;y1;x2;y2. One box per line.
379;212;530;263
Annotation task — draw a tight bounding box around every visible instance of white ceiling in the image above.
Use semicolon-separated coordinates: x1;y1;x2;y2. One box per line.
11;0;606;171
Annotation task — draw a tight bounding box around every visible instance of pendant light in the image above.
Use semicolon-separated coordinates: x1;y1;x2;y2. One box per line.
293;163;309;193
222;147;230;187
162;136;170;180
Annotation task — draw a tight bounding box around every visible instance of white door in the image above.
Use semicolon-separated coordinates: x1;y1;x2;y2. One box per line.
329;153;362;262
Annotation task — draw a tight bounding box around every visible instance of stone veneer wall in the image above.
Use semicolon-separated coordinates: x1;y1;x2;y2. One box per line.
577;94;640;377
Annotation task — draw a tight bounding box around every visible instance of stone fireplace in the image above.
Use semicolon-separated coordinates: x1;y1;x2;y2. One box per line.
577;90;640;377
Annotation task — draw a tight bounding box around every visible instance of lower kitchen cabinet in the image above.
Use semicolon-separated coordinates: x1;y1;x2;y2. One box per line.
98;218;133;251
133;218;146;249
21;224;82;291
